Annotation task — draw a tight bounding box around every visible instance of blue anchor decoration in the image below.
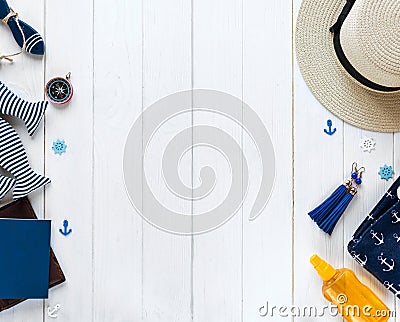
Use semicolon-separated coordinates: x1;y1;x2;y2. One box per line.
324;120;337;135
59;220;72;236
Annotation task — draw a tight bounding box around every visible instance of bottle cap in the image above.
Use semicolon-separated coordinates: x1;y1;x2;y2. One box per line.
310;254;337;281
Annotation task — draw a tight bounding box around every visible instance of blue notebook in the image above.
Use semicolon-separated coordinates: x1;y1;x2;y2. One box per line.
0;219;51;299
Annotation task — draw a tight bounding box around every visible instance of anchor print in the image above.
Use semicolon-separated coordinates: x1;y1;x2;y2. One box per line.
386;191;396;200
378;253;395;272
370;230;385;245
351;251;367;267
384;281;400;297
366;214;374;221
392;210;400;224
394;233;400;243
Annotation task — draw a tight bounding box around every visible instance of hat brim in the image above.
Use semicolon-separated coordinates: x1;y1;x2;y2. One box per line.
296;0;400;132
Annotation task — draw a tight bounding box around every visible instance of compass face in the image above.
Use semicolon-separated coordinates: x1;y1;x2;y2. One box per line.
46;77;73;104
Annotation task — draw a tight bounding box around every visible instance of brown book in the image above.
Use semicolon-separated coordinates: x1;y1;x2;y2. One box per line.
0;197;66;312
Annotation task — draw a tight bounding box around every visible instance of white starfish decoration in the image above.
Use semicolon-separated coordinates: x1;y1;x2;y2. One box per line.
360;137;376;153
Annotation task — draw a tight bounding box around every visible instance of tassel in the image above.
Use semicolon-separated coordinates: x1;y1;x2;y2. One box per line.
308;162;364;235
319;189;355;235
308;181;350;224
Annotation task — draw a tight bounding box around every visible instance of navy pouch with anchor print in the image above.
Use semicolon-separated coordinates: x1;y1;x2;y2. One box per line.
348;176;400;298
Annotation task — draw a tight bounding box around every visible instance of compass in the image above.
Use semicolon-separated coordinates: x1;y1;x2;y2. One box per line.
45;72;73;105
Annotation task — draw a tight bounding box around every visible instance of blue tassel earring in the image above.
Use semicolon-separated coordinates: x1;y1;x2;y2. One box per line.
309;163;364;235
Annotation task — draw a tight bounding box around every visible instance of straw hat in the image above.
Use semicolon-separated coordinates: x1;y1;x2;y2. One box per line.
296;0;400;132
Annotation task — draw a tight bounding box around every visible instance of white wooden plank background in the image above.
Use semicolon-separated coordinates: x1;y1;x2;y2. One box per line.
0;0;398;321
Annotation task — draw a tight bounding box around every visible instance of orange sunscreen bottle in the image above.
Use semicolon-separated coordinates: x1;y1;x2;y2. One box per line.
310;254;390;322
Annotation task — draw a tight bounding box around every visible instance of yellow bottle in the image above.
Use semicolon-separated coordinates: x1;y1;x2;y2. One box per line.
310;254;390;322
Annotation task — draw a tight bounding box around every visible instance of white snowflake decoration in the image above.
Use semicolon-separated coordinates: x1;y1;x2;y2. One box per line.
360;137;376;153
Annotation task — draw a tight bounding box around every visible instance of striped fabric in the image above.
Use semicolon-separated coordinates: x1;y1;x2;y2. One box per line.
0;175;15;199
0;117;50;199
0;81;48;136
